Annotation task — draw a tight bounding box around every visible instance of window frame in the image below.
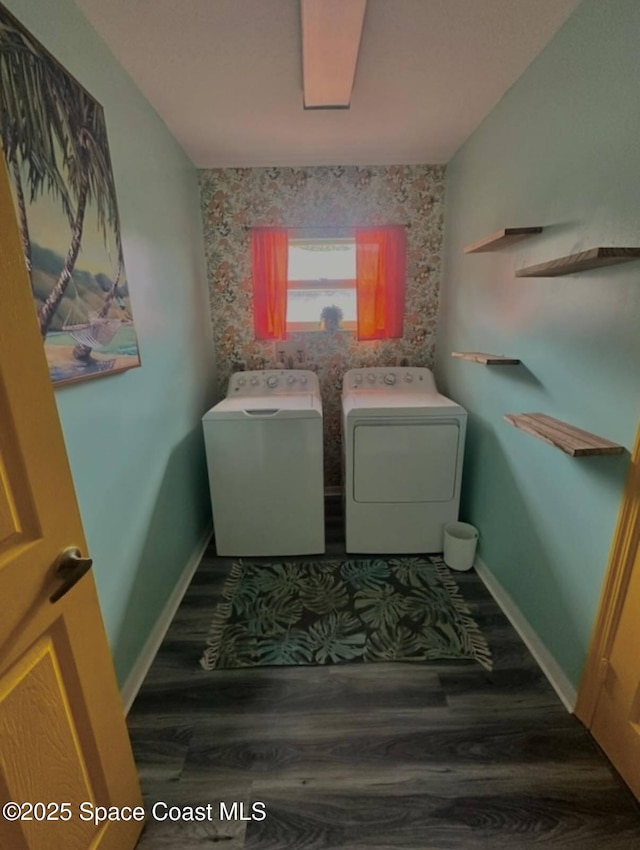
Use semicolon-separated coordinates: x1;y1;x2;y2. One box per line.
286;233;357;333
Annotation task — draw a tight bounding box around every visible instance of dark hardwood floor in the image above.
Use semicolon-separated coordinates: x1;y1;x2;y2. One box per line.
128;504;640;848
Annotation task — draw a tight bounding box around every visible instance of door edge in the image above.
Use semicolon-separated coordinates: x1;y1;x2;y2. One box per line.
576;425;640;725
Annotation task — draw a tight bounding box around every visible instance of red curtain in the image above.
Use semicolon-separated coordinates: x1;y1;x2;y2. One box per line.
251;228;289;340
355;226;406;340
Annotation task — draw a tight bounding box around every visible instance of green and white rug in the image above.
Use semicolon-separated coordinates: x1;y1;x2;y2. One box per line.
200;557;492;671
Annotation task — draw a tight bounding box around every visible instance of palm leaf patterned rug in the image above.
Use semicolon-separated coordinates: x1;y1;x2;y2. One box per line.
200;557;492;671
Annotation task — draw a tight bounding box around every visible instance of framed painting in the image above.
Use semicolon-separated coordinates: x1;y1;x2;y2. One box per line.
0;3;141;386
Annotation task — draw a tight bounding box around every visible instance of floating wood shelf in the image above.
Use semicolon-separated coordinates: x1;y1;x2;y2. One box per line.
464;227;543;254
452;352;521;365
516;247;640;277
504;413;624;457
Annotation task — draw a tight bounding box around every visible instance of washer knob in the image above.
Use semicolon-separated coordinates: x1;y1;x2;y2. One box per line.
367;373;376;383
250;376;259;386
237;377;246;386
299;375;308;385
287;375;296;384
384;373;396;385
353;374;363;386
267;376;279;388
404;373;413;383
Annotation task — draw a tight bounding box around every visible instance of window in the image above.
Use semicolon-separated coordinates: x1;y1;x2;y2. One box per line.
251;225;406;341
286;235;356;332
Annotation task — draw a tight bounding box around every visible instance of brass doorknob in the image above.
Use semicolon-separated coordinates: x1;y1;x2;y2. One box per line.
50;547;93;603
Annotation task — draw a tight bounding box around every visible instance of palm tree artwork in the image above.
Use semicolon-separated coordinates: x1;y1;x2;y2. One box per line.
0;5;140;385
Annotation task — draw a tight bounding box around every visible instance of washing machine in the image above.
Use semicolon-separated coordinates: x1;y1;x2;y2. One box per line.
202;370;324;556
342;367;466;553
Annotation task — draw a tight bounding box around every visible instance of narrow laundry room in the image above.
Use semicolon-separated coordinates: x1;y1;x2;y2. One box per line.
0;1;639;848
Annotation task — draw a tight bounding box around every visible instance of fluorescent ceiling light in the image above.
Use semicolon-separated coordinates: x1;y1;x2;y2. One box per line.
301;0;367;109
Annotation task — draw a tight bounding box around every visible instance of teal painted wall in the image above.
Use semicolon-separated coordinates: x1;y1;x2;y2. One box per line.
5;0;216;684
436;0;640;687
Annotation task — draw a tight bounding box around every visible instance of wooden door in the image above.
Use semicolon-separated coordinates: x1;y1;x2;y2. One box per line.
576;429;640;800
0;159;144;847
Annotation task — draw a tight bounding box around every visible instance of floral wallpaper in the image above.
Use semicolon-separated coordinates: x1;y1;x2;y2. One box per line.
198;165;446;486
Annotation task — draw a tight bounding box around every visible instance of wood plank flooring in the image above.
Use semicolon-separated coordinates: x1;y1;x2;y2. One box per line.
128;508;639;848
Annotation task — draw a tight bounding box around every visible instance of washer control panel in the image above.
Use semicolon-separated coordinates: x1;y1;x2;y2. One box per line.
228;370;319;397
343;367;437;394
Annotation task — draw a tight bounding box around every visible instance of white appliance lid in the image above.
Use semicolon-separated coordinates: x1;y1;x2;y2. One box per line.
203;393;322;420
343;391;466;416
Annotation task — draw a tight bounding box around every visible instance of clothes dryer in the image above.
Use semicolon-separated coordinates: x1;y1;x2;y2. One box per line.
342;367;466;553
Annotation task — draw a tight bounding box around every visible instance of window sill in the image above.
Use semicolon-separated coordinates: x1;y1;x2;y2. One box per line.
286;327;356;336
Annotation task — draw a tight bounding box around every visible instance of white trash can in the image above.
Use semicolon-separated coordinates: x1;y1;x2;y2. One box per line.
443;522;478;571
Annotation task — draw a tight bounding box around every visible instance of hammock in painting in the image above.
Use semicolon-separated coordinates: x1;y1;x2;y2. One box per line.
64;314;122;350
62;270;125;350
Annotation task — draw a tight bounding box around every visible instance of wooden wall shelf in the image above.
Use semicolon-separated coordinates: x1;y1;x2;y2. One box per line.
516;247;640;278
504;413;624;457
452;352;520;365
464;227;543;254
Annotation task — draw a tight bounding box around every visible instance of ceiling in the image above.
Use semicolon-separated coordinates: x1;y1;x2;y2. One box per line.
75;0;580;168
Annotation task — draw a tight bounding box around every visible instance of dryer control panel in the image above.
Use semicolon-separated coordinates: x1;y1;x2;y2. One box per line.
343;367;437;394
228;369;320;397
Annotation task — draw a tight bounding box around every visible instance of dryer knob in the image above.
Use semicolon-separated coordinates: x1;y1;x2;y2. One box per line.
237;377;246;386
250;377;260;386
384;373;397;385
299;375;308;385
404;373;413;383
267;376;279;388
287;375;296;384
367;373;376;383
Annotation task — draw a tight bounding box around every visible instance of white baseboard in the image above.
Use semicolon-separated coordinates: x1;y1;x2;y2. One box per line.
121;525;213;714
475;556;577;713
